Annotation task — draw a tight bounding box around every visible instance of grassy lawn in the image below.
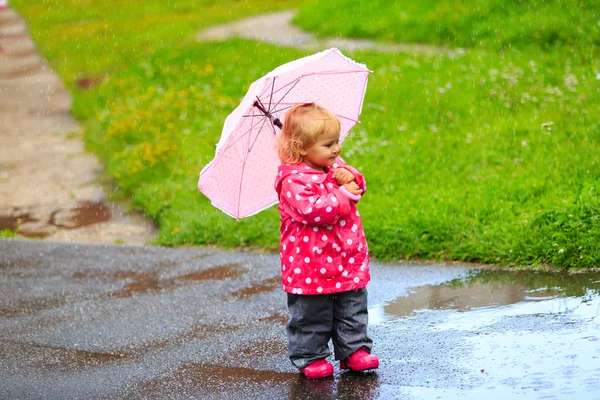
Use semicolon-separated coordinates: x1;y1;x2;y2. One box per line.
295;0;599;57
11;0;302;87
10;1;600;268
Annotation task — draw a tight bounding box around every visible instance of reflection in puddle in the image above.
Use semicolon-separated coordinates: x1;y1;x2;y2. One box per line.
373;269;600;323
129;362;380;400
128;363;298;398
368;269;600;398
289;372;380;400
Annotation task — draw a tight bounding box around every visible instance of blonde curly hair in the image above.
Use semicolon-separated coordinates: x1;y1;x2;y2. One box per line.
277;103;341;164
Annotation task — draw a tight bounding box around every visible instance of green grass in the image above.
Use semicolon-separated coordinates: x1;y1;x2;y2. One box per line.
11;0;301;88
0;229;17;238
84;41;600;268
10;1;600;268
295;0;600;58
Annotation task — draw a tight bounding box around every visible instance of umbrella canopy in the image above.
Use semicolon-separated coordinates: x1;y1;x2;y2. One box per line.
198;48;371;219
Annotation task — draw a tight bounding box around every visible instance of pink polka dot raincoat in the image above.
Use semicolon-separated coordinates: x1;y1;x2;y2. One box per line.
274;158;370;295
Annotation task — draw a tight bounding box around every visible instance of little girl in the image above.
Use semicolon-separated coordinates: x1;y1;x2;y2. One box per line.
274;103;379;379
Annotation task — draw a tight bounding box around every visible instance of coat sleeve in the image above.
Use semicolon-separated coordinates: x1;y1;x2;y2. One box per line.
333;158;367;195
280;176;351;226
341;164;366;194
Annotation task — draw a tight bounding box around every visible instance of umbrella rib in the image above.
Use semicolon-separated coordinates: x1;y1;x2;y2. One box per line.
270;97;314;122
267;102;308;107
258;76;301;106
268;76;276;113
236;128;252;219
248;113;271;152
305;70;368;76
222;117;269;152
257;76;275;101
336;114;360;123
237;115;270;217
269;104;295;114
270;78;301;113
223;123;263;150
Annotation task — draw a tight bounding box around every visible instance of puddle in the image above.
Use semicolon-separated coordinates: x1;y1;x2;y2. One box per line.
1;262;248;316
236;338;286;359
110;263;248;298
231;276;280;298
0;212;39;235
1;201;112;237
368;269;600;399
127;363;299;398
259;312;289;325
2;340;131;373
123;323;243;356
127;362;381;399
49;200;112;229
372;269;600;323
0;296;73;318
179;264;247;281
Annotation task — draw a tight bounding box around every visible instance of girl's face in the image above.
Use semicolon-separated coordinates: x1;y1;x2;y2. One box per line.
300;129;341;172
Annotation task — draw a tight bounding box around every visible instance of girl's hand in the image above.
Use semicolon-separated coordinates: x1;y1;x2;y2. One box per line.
334;168;355;185
343;182;363;196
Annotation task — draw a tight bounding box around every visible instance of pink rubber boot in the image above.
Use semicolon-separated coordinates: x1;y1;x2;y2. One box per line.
340;349;379;371
300;359;334;379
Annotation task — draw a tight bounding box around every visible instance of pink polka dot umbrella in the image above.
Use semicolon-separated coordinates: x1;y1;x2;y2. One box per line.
198;48;371;219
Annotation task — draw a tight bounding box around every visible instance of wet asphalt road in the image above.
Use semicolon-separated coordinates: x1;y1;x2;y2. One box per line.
1;239;599;399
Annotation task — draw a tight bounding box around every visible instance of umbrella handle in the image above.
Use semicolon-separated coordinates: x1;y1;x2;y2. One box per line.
339;186;362;201
254;100;282;129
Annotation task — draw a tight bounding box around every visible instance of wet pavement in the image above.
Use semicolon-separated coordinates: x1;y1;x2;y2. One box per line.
1;239;599;399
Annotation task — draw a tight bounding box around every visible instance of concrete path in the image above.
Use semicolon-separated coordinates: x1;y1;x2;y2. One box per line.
0;7;156;245
197;9;462;56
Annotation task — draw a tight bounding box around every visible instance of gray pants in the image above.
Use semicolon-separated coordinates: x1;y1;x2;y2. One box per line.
286;288;373;369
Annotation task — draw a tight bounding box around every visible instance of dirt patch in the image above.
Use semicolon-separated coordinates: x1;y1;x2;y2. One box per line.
75;75;103;90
